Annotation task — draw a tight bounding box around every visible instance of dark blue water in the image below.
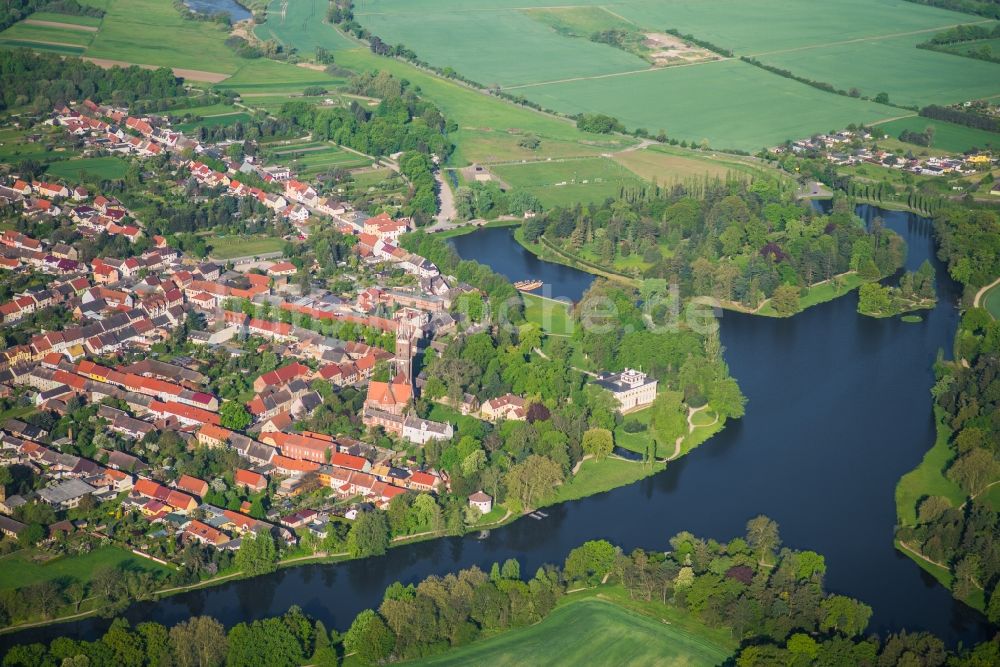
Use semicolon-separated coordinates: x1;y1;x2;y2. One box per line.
184;0;251;21
449;226;595;302
2;206;992;652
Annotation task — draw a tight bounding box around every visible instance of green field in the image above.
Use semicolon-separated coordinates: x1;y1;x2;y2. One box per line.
516;59;895;151
345;0;999;149
895;409;965;526
46;156;129;181
405;595;733;667
0;39;86;54
215;59;348;96
0;127;78;163
208;235;285;259
491;157;645;207
0;546;170;591
28;12;103;27
757;32;1000;108
84;0;243;74
522;293;574;335
613;144;775;185
983;281;1000;319
254;0;356;55
0;21;95;47
947;37;1000;58
876;116;999;153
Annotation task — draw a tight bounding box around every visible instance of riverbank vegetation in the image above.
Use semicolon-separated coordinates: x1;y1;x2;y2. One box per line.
857;260;937;318
519;181;905;317
894;203;1000;617
7;520;1000;667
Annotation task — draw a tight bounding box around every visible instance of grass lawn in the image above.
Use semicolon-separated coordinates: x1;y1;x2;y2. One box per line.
426;402;483;437
401;594;733;667
85;0;243;74
490;157;645;208
46;156;128;181
277;144;372;177
548;456;663;505
0;127;78;163
207;235;285;260
756;273;867;317
895;408;965;526
522;293;574;336
981;281;1000;320
875;116;1000;154
0;546;170;591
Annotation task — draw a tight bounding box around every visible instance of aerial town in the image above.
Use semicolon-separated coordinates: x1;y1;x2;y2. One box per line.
0;97;657;578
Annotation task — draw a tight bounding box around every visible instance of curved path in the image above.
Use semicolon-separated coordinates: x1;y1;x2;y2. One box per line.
972;276;1000;310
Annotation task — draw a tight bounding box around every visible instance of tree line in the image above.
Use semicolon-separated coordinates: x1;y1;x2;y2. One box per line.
0;50;184;112
919;104;1000;133
6;521;1000;666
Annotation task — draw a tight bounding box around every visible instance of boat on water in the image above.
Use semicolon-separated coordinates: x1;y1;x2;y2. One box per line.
514;279;543;291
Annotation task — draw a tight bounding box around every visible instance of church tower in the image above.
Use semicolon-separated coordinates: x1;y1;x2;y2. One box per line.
394;322;415;385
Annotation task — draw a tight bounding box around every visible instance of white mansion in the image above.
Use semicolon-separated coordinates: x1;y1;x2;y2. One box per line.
596;368;658;412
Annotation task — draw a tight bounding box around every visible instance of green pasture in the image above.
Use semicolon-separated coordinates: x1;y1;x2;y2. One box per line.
215;58;347;95
254;0;356;54
208;235;285;259
0;546;170;592
876;116;999;153
404;595;733;667
85;0;243;73
28;12;103;27
0;22;95;47
46;156;129;181
490;157;645;207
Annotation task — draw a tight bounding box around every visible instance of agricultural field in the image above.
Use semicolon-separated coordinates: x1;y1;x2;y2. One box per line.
875;116;999;153
28;11;103;28
83;0;244;76
348;0;999;149
490;157;645;207
756;32;1000;107
517;60;893;151
0;20;95;54
254;0;357;55
611;144;774;186
407;595;732;667
46;156;129;181
215;59;347;96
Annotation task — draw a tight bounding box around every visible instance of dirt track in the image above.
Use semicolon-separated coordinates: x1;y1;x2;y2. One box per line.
23;19;98;31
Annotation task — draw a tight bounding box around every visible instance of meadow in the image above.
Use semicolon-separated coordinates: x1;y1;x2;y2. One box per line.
46;156;129;181
983;281;1000;320
0;21;95;48
214;59;348;96
490;157;645;207
275;144;372;176
0;546;170;591
28;12;103;28
406;594;733;667
253;0;357;55
876;116;1000;153
612;144;774;185
84;0;243;74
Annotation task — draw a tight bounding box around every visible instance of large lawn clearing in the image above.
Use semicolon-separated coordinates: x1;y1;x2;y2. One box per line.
612;144;773;185
207;235;285;259
84;0;243;74
0;546;170;591
0;21;95;47
895;409;965;526
982;281;1000;320
490;157;646;208
215;59;348;96
875;116;1000;153
404;595;732;667
46;156;129;181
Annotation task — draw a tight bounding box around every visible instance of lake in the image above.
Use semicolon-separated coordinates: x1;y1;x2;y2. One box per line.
184;0;251;21
2;206;993;651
